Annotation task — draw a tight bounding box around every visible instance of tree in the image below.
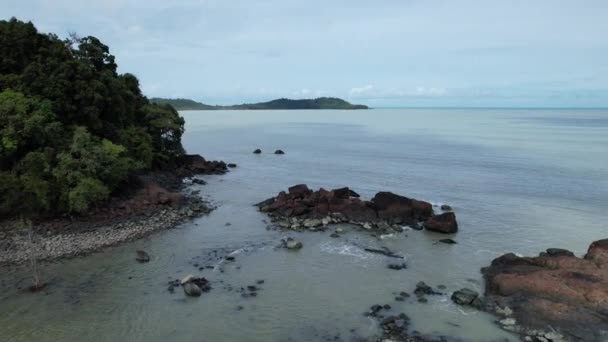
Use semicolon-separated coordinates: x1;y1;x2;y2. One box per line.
0;18;187;217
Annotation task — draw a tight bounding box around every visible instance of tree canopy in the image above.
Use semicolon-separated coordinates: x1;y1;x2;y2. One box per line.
0;18;185;217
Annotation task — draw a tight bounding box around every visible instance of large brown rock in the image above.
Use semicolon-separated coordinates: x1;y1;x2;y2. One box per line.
423;212;458;233
288;184;311;198
372;192;433;225
178;154;229;175
482;239;608;341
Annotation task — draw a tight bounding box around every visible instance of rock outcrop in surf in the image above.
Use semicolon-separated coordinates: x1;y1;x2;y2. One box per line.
256;184;457;234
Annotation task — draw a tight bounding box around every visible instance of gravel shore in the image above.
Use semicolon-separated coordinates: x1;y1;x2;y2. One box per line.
0;205;209;266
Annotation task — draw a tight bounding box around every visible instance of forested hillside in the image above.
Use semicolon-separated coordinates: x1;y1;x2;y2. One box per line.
0;18;186;217
151;97;369;110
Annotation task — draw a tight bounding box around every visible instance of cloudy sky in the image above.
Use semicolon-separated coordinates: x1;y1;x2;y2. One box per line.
4;0;608;107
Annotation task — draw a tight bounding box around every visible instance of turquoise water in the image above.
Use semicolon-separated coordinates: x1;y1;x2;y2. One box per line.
1;108;606;341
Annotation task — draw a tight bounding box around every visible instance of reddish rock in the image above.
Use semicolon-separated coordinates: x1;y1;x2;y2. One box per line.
481;240;608;341
257;185;447;230
178;154;229;175
288;184;311;198
332;187;351;199
423;212;458;233
372;192;433;225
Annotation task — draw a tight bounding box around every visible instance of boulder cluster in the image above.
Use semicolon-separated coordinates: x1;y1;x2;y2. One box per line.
256;184;458;234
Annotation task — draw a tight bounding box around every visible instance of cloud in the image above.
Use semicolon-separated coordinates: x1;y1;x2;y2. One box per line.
349;85;447;99
4;0;608;106
349;85;374;96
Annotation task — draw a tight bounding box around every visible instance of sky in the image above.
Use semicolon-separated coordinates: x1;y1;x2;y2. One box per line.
3;0;608;107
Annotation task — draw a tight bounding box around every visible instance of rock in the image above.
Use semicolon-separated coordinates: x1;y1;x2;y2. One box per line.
183;282;202;297
543;248;574;257
371;192;433;225
387;263;407;270
192;178;207;185
424;212;458;234
288;184;311;198
499;318;516;326
440;204;453;211
135;250;150;263
348;189;360;198
330;233;340;238
451;288;479;306
274;149;285;155
364;247;403;259
335;227;344;233
178;154;228;175
257;185;448;233
481;239;608;342
303;219;322;228
544;332;564;341
285;239;303;250
411;222;424;231
414;281;441;296
227;163;237;168
180;274;195;285
438;238;457;244
253;149;262;154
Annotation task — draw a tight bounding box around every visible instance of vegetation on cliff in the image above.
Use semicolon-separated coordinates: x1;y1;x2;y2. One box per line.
0;18;186;217
151;97;369;110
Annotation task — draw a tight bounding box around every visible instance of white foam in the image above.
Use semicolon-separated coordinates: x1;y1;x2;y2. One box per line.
320;242;373;260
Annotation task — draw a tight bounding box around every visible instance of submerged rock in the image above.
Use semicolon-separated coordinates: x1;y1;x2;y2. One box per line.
451;288;480;306
284;238;303;250
481;239;608;341
364;247;404;259
274;149;285;155
135;250;150;263
192;178;207;185
253;148;262;154
387;263;407;270
183;282;202;297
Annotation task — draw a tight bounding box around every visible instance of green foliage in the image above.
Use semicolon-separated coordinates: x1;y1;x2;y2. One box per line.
0;18;187;217
67;178;109;214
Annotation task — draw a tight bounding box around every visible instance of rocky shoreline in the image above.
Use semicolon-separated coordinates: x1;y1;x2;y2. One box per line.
477;240;608;342
0;154;230;266
255;184;608;341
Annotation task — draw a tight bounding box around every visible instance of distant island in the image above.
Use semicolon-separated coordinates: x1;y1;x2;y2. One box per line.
150;97;369;110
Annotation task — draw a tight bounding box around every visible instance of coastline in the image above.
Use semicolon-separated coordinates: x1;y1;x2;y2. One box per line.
0;205;208;266
0;154;229;267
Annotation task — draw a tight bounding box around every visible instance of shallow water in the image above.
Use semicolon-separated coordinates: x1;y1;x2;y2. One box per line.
1;108;607;341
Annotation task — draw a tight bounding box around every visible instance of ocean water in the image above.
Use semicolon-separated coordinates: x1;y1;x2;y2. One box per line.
1;108;607;341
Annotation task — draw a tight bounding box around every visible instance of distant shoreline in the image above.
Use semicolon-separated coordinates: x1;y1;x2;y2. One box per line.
151;97;369;111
